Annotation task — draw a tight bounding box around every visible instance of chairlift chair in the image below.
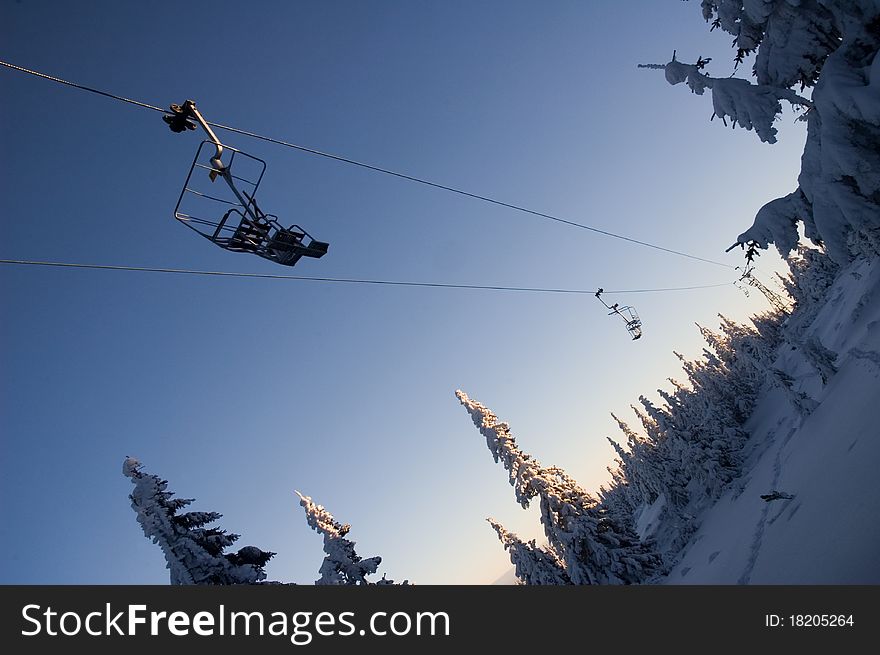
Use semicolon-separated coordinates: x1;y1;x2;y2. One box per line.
620;305;643;340
168;100;329;267
733;279;751;297
595;288;643;340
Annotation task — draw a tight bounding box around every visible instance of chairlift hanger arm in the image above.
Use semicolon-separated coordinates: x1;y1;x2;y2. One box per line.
595;289;622;314
167;99;225;170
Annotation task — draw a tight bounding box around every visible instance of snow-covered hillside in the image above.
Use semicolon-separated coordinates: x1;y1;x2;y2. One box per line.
666;257;880;583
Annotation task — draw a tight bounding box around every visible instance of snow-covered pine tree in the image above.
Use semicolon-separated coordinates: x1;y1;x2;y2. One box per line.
487;519;572;585
123;457;275;584
633;392;739;517
697;0;841;89
648;384;743;505
606;431;649;511
718;314;780;375
455;391;662;584
670;1;880;263
629;402;694;507
598;469;638;526
603;414;674;524
700;312;820;415
296;491;407;585
778;244;841;332
674;351;736;415
617;407;685;509
750;308;787;348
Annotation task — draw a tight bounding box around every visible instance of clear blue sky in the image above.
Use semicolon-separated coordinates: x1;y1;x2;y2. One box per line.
0;1;805;584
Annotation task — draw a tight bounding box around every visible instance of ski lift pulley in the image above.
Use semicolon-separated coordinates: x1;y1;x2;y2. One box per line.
167;99;329;267
595;288;643;340
163;102;197;133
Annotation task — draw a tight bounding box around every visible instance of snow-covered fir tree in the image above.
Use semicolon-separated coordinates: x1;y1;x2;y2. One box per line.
696;0;841;88
123;457;275;585
125;459;412;585
651;1;880;264
604;420;656;514
455;391;663;584
777;244;841;333
488;519;572;585
296;491;407;585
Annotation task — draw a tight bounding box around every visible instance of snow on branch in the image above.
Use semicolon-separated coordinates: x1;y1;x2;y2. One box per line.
734;189;811;258
657;54;811;144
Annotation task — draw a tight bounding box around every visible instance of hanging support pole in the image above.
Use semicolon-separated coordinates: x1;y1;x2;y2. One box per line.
172;100;225;176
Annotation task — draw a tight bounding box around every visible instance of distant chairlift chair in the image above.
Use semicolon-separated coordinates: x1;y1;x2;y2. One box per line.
595;288;643;340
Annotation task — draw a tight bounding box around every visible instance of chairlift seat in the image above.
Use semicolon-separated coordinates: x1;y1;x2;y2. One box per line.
268;228;306;251
305;240;329;257
173;139;329;268
230;218;270;251
267;228;329;266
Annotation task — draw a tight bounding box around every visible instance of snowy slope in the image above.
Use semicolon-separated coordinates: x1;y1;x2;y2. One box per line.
665;258;880;584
